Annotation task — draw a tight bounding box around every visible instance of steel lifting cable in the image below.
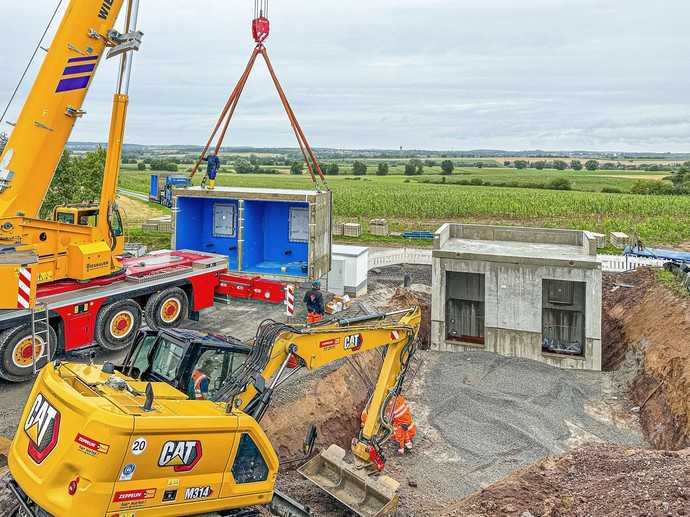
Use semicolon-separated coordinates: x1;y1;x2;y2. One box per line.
0;0;64;126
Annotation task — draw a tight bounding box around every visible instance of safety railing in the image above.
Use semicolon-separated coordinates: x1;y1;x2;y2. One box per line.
367;248;668;273
367;248;432;270
597;254;667;272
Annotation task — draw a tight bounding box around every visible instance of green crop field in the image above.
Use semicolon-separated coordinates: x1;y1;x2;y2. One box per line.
120;167;690;246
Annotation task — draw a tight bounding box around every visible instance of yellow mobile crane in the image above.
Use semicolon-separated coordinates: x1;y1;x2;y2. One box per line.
7;307;421;517
0;0;141;308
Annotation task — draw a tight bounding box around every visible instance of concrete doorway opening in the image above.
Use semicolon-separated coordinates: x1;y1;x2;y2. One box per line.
445;271;485;345
542;279;586;357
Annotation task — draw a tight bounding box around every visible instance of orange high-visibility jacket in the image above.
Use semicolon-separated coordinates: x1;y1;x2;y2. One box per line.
361;395;415;430
192;371;209;400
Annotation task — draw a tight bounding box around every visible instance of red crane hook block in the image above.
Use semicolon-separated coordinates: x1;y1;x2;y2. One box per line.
252;16;270;43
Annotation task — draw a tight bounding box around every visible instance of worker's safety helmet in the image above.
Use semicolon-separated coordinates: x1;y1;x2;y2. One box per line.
312;280;321;289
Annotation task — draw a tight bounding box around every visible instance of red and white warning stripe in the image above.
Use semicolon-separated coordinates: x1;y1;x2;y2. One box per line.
390;330;400;341
285;284;295;316
17;267;32;309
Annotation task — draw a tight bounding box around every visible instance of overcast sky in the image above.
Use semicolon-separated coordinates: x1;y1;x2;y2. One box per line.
1;0;689;152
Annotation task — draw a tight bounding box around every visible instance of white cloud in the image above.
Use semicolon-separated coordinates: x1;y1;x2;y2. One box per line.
1;0;689;151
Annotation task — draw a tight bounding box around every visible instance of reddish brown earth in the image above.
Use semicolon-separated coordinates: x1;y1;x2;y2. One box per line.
438;443;690;517
603;269;690;450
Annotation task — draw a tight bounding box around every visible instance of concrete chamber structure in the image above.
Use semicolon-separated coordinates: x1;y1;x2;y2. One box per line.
431;224;602;370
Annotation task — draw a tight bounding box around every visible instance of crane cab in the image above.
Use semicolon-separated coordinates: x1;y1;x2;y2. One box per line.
54;205;100;227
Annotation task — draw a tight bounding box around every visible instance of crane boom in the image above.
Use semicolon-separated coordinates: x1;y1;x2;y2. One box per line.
0;0;126;218
0;0;144;309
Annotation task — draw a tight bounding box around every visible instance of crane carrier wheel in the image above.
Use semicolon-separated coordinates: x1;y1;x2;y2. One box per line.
0;324;57;382
144;286;189;330
94;299;142;351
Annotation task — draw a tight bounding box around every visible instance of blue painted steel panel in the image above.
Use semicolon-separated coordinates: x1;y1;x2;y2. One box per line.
150;174;159;199
176;197;240;269
243;200;309;277
175;195;309;278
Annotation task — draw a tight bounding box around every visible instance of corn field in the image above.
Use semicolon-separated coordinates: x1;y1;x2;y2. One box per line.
120;171;690;244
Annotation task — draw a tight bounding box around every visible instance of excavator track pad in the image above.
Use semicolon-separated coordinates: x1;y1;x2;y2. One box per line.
298;445;400;517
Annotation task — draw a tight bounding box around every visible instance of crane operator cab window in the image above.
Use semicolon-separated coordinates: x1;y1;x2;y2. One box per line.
111;209;124;237
187;347;250;400
56;212;76;225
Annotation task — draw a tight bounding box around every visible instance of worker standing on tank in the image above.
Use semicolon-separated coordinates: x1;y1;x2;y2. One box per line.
361;394;417;455
203;151;221;190
303;280;325;324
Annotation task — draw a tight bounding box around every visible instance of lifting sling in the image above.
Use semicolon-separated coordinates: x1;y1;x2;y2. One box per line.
190;0;327;190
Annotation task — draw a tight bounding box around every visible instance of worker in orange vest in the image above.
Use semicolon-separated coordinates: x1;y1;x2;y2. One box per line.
361;395;417;455
190;361;212;400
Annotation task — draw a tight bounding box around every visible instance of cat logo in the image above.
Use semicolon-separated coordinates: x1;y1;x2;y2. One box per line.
158;440;202;472
343;333;364;352
24;393;61;464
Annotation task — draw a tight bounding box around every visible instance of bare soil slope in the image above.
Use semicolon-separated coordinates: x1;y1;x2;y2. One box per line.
438;443;690;517
603;269;690;449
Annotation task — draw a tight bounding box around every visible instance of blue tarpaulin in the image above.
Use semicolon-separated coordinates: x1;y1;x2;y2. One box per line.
624;245;690;264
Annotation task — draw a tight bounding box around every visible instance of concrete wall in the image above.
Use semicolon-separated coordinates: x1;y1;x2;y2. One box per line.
431;256;602;370
434;224;598;257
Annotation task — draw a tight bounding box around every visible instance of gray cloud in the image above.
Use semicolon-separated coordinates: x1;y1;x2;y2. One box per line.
1;0;689;151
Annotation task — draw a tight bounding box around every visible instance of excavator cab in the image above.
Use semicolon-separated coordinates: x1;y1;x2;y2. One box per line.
119;328;252;400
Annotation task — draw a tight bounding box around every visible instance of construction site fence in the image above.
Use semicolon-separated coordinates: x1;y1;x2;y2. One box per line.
367;249;668;273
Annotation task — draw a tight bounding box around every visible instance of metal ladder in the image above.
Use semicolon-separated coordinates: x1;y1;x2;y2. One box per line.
31;303;51;375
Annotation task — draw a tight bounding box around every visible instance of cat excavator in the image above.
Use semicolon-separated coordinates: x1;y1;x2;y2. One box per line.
6;306;421;517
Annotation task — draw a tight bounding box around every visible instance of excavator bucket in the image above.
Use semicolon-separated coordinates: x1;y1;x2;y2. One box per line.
298;445;400;517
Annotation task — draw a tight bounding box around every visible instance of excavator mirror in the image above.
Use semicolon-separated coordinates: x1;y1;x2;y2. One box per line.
142;382;154;412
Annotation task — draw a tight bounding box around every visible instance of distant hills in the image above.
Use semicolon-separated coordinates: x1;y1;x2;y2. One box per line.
65;142;690;161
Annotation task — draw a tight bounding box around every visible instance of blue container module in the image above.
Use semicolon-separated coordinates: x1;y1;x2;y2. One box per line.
173;186;332;282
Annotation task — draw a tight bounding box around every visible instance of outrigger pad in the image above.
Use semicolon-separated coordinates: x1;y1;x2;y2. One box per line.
298;444;400;517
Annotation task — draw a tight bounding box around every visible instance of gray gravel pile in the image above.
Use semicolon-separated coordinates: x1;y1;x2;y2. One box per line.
399;351;645;506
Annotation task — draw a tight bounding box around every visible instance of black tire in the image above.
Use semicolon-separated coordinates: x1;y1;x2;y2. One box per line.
94;299;142;351
144;287;189;331
0;324;57;382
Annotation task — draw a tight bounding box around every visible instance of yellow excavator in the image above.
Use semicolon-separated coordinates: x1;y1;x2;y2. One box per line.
7;306;421;517
0;0;140;308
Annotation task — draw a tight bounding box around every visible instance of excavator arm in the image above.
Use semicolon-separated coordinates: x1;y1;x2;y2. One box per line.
215;307;420;459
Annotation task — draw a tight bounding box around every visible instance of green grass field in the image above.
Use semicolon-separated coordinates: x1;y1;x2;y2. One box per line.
120;166;690;246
